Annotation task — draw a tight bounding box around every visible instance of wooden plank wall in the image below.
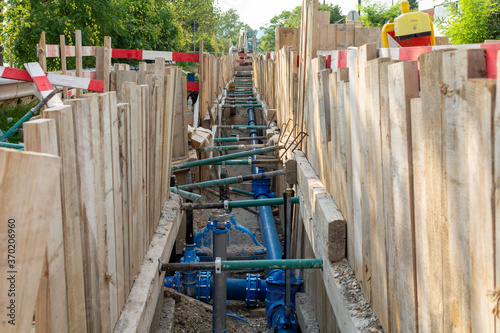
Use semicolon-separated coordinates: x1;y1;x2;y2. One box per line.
18;56;180;332
254;1;500;331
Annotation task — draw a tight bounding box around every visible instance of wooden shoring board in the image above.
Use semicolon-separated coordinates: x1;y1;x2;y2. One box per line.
441;49;486;332
415;49;449;333
97;92;119;327
467;78;496;332
75;30;83;97
495;52;500;333
139;84;149;256
116;71;138;103
364;57;390;330
63;98;104;332
328;71;340;211
113;195;182;333
162;69;177;202
172;68;188;158
146;73;156;245
153;59;165;226
117;102;132;295
318;67;332;194
0;149;61;332
60;35;68;99
24;119;69;333
43;106;87;332
387;60;419;333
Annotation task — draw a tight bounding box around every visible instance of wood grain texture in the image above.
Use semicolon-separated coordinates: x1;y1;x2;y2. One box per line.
0;149;61;332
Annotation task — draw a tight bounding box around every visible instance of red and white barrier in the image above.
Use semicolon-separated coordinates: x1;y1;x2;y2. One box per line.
43;44;200;63
24;62;63;107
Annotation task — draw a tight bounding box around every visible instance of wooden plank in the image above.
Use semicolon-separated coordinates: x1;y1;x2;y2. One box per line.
173;68;187;158
64;98;106;333
43;106;87;332
75;30;83;97
199;40;204;124
113;195;182;333
154;59;165;225
116;71;138;103
38;31;47;71
104;36;112;92
139;84;148;256
415;49;449;333
441;49;486;332
364;57;390;330
60;35;68;99
466;78;496;332
495;52;500;333
0;149;61;332
387;60;419;333
117;102;132;295
24;118;69;333
97;92;119;327
35;260;51;333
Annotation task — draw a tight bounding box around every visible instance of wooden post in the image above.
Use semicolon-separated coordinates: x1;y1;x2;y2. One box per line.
38;31;47;72
0;149;61;333
24;118;70;333
43;105;88;333
75;30;83;97
198;39;204;126
104;36;112;92
60;35;68;99
387;60;419;333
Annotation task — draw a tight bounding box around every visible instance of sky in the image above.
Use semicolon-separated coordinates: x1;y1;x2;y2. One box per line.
218;0;440;30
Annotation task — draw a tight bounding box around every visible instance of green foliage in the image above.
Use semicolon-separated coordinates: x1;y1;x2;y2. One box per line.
435;0;500;44
258;4;344;51
408;0;419;10
216;9;255;53
0;100;37;143
359;1;401;27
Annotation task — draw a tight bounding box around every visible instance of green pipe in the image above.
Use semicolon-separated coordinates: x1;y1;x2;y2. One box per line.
0;142;25;150
229;187;254;197
222;104;262;108
170;188;207;204
218;125;268;129
181;197;299;210
172;145;282;170
160;258;322;272
1;112;33;142
209;159;279;166
214;136;265;142
176;169;285;191
198;144;266;152
222;258;322;271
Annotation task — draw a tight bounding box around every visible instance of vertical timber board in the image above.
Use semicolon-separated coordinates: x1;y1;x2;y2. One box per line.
38;31;47;71
140;85;149;256
379;59;398;332
43;106;87;332
387;60;419;333
146;74;156;244
97;92;119;327
117;103;132;295
364;57;390;330
0;149;61;332
64;98;104;333
107;92;125;312
172;69;187;158
104;36;112;92
357;44;376;300
416;50;447;333
154;59;165;225
75;30;83;97
60;35;68;99
318;68;332;193
466;78;496;332
495;52;500;333
24;119;69;333
442;49;486;332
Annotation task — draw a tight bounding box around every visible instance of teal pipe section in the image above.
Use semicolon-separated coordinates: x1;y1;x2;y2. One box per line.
0;142;25;150
0;112;33;142
170;188;207;204
222;259;322;271
222;104;262;108
211;160;250;165
229;187;254;197
198;144;266;152
172;146;282;170
229;197;299;208
218;125;268;130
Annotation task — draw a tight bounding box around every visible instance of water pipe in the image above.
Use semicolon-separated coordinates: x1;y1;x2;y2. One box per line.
210;159;280;166
0;88;59;142
217;125;268;129
199;143;267;152
222;104;262;108
229;187;254;197
0;142;25;150
172;145;282;170
170;188;207;203
214;136;266;142
174;169;285;191
181;197;299;210
161;259;323;272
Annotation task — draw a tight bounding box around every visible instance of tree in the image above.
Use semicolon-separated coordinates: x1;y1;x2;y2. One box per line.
1;0;180;69
435;0;500;44
408;0;419;10
359;1;401;27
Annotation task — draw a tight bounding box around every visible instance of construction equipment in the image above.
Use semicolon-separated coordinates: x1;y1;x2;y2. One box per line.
381;1;436;48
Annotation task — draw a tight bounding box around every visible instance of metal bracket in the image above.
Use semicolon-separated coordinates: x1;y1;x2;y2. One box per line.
215;257;222;274
224;200;229;211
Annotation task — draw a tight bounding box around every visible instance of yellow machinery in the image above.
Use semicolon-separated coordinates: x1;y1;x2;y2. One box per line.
381;1;436;48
